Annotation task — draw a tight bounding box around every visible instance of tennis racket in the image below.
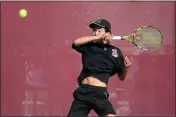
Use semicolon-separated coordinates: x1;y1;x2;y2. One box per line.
112;25;163;51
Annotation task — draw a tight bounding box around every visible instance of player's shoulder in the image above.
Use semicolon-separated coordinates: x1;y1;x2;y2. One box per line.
109;44;122;52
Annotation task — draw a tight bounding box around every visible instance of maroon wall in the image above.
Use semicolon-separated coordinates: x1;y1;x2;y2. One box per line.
1;2;175;116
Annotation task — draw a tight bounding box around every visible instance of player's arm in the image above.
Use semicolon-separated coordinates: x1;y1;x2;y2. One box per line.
72;36;98;53
73;36;98;46
118;66;129;81
116;55;128;81
72;32;105;53
116;50;132;81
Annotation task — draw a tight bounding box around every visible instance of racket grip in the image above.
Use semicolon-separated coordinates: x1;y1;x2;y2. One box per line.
112;36;122;40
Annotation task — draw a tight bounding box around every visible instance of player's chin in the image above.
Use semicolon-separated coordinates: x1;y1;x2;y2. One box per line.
103;40;109;44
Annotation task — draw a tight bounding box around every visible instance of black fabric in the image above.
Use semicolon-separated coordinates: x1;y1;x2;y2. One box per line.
72;43;89;54
72;42;125;85
67;84;116;117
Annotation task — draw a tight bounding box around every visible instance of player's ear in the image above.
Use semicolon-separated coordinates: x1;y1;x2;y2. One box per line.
108;31;112;35
105;28;112;34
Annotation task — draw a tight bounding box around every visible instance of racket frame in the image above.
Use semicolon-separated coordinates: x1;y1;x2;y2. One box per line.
112;25;163;51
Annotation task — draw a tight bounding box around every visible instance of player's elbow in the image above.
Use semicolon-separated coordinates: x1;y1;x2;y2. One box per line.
73;40;78;45
73;38;84;47
72;40;79;47
72;39;81;49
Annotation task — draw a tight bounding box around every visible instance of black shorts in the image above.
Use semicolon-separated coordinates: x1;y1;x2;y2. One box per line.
67;84;116;117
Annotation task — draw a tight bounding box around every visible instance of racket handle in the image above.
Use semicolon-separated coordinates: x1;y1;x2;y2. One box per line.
112;36;122;40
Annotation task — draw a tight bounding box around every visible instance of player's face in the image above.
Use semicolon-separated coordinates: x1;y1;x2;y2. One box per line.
92;27;108;44
92;27;105;36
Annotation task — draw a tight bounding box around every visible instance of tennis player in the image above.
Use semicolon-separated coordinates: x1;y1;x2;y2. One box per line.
67;19;132;117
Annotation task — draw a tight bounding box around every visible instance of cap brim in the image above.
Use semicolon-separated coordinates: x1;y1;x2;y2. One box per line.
89;22;105;29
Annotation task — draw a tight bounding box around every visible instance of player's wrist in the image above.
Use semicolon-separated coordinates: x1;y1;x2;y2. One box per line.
124;67;129;72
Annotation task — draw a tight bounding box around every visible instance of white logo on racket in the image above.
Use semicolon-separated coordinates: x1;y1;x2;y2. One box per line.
112;49;118;58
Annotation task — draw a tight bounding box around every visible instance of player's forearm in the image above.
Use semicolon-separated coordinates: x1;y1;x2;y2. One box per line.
73;36;98;46
118;69;128;81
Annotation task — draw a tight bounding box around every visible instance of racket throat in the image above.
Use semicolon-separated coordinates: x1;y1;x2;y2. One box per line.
112;36;122;40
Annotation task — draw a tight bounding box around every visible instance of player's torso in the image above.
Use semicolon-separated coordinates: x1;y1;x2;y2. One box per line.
82;43;118;75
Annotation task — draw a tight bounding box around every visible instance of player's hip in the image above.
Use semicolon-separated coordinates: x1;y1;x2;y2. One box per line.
73;84;109;101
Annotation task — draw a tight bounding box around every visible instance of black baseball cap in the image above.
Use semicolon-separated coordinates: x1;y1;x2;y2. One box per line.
89;19;111;31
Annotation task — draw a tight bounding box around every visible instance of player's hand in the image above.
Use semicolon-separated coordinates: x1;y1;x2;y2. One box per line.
104;33;112;42
95;31;106;40
124;56;132;69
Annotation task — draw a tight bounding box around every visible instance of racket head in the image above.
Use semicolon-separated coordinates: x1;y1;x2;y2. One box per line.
130;25;163;51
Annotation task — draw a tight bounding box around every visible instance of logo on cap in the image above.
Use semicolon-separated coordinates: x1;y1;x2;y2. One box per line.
96;19;102;24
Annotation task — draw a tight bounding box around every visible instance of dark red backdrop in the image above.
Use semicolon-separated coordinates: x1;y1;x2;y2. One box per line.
1;2;175;116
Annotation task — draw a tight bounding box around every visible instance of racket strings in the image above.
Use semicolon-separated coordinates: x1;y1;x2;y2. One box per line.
133;27;162;50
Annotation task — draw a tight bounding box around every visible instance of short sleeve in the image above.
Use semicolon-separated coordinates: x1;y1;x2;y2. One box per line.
72;43;89;54
116;49;125;75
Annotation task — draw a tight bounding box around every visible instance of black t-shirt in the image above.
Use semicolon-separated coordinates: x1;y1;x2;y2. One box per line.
72;42;125;85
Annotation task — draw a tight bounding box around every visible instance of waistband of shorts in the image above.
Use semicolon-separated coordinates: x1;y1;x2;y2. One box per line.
79;84;107;91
